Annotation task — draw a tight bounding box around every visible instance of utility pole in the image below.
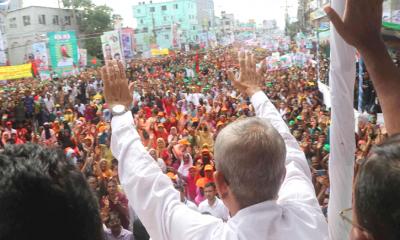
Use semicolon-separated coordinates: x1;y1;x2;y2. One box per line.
151;12;157;46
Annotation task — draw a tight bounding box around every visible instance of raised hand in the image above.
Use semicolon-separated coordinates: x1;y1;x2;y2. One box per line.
228;51;265;97
324;0;384;52
101;60;133;109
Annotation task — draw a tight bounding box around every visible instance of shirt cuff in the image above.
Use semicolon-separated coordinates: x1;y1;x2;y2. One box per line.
111;111;134;132
250;90;269;108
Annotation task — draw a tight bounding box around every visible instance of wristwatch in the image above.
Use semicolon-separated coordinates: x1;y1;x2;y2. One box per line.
112;105;128;117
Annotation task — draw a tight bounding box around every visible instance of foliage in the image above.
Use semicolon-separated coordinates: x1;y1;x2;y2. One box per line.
63;0;114;60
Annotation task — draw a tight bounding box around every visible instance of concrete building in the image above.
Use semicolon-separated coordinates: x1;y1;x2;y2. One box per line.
5;6;79;65
133;0;215;52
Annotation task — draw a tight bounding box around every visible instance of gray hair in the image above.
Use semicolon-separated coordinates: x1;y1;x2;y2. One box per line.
214;117;286;208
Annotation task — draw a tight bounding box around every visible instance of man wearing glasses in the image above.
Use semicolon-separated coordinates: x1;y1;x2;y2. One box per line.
326;0;400;239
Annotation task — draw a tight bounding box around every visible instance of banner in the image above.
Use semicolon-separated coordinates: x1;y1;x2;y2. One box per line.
151;48;169;56
0;63;32;80
101;30;123;61
48;31;79;77
78;48;87;68
120;29;134;60
32;42;51;80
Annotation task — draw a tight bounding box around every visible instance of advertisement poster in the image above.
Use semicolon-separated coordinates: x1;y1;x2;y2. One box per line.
32;42;51;80
78;48;87;68
0;63;33;80
383;0;400;28
101;30;123;61
120;29;134;60
47;31;79;77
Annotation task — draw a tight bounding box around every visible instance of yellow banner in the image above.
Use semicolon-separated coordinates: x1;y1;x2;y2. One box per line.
0;63;33;80
151;48;169;56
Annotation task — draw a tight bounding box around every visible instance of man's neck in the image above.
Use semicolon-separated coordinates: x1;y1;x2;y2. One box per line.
208;197;216;206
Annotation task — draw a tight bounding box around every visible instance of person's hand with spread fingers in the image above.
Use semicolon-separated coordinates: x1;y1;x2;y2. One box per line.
325;0;400;135
101;60;135;111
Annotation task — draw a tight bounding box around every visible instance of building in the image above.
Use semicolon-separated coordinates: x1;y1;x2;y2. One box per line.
133;0;215;52
5;6;79;65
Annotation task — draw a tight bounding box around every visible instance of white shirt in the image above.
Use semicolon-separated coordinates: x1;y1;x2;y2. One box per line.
184;199;198;212
198;198;229;221
104;227;134;240
111;90;328;240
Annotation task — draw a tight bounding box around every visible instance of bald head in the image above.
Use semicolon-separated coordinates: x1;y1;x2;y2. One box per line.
214;117;286;208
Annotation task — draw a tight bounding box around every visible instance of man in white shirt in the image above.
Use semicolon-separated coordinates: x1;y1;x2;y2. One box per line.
198;182;229;221
104;212;134;240
104;54;328;240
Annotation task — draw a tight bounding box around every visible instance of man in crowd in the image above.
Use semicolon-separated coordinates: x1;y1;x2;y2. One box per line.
0;144;103;240
198;182;229;221
325;0;400;239
105;50;328;239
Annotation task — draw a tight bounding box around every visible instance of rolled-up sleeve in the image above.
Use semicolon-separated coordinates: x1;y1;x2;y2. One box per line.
111;112;222;240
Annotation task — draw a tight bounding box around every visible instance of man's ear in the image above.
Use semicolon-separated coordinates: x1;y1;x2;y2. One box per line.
350;227;374;240
214;171;229;199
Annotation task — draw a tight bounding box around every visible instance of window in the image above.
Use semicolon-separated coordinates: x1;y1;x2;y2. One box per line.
23;15;30;26
150;7;155;12
137;9;141;13
163;16;168;21
161;5;167;11
225;21;230;25
38;15;46;25
164;34;169;40
52;15;59;25
64;16;71;25
174;4;178;9
140;19;144;24
143;27;148;33
192;26;196;30
134;29;139;34
9;17;17;28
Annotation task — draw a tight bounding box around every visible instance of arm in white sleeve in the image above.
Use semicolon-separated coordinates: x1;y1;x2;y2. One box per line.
250;91;320;209
111;112;222;240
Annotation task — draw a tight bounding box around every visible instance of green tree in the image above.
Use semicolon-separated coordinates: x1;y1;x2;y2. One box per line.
62;0;114;60
78;5;114;59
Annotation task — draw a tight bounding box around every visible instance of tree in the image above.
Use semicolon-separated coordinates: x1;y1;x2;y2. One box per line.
62;0;114;60
78;5;114;59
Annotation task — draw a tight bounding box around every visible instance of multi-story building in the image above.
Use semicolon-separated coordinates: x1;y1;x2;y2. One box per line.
133;0;214;52
5;6;79;65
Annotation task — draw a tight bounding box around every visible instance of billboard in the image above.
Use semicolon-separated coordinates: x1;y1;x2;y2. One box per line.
383;0;400;29
101;30;123;61
32;42;51;80
78;48;87;68
120;28;134;60
47;31;79;77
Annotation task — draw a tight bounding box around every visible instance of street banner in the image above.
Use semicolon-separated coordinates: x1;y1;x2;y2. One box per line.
120;29;134;60
47;31;79;77
32;42;51;80
101;30;123;61
0;63;32;80
78;48;87;68
151;48;169;56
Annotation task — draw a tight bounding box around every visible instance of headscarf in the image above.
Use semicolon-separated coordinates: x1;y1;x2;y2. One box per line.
178;152;193;177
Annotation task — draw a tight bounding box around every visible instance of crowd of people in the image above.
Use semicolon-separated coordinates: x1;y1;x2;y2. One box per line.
0;42;387;238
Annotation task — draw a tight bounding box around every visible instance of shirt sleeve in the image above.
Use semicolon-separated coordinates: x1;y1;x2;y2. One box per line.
250;91;321;209
111;112;222;240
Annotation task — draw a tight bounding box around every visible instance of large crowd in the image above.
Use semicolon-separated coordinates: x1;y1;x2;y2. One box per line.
0;43;386;239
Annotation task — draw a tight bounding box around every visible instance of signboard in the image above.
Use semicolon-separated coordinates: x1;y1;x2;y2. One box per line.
383;0;400;29
120;29;134;60
47;31;79;77
0;63;32;80
32;42;50;80
78;48;87;68
151;48;169;56
101;30;123;61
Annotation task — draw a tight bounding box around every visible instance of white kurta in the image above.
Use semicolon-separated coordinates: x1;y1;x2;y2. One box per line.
111;91;328;240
